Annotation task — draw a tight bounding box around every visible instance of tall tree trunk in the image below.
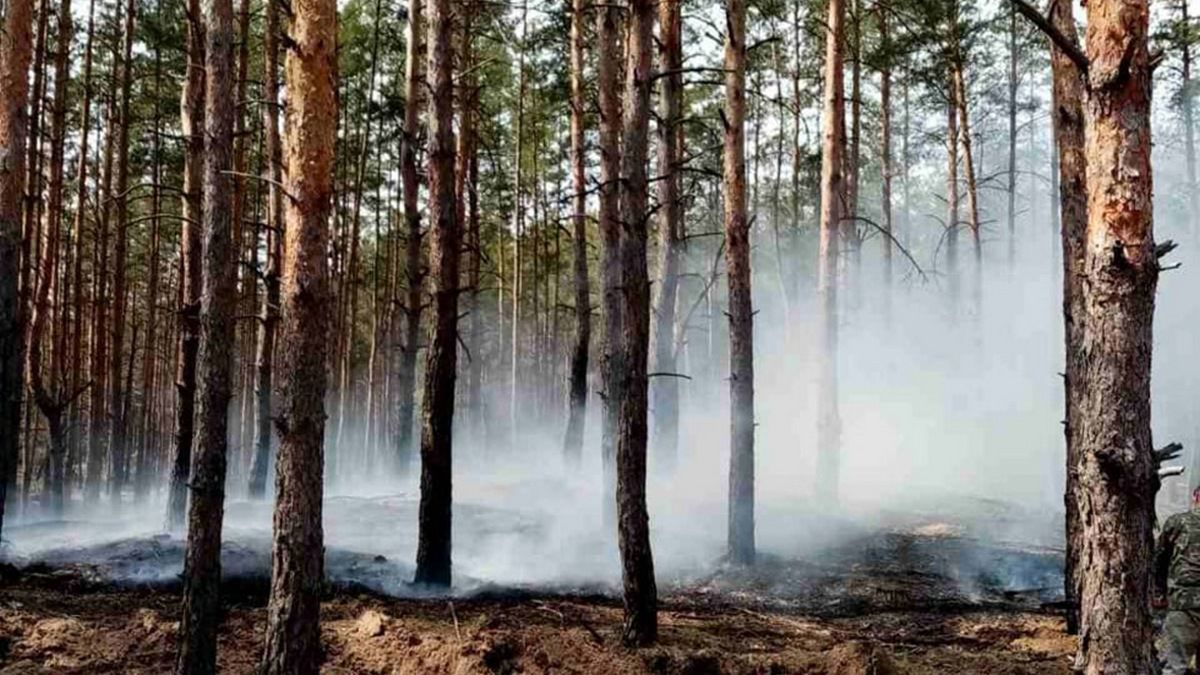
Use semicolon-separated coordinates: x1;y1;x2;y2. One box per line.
562;0;591;467
508;3;528;450
650;0;682;474
953;65;981;314
231;0;252;477
1007;1;1018;267
136;52;163;502
28;0;72;515
945;82;960;312
1182;0;1198;233
901;76;910;245
334;0;382;469
791;0;803;285
816;0;844;506
879;8;892;294
21;0;47;339
845;0;861;264
724;0;754;566
248;0;283;500
167;0;205;529
1074;1;1158;672
174;0;235;666
108;0;135;502
454;2;478;444
413;0;458;589
259;0;336;664
465;108;482;442
67;0;97;496
595;0;621;525
395;0;423;475
1047;0;1086;639
615;0;657;647
85;6;121;504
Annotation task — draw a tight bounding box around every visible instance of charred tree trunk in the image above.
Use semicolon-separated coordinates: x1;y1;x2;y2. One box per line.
395;0;424;475
413;0;458;589
258;0;336;665
595;0;621;524
650;0;682;473
562;0;591;467
174;0;235;667
248;0;283;501
724;0;754;566
615;0;657;647
815;0;844;506
168;2;205;529
1073;1;1159;672
1047;0;1086;639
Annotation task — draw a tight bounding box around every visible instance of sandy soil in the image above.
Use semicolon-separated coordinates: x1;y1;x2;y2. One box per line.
0;566;1075;674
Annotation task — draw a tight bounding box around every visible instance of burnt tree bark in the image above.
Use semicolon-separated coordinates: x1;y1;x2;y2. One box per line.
1046;0;1086;638
168;2;206;529
259;0;336;665
562;0;591;467
615;0;658;647
595;0;621;525
413;0;458;589
724;0;754;566
174;0;236;667
395;0;424;475
815;0;844;506
1073;1;1160;672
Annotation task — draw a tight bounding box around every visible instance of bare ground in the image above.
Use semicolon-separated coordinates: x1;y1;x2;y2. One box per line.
0;566;1074;675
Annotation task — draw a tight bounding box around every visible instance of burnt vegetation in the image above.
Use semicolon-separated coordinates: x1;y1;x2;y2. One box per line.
0;0;1195;672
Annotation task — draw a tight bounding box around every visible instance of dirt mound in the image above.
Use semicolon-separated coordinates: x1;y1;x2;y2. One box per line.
826;642;899;675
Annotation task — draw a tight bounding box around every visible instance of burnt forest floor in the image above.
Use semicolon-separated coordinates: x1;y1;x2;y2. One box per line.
0;493;1079;673
0;556;1077;674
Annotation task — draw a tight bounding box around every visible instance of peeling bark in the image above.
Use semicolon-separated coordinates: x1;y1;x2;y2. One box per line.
1073;1;1158;672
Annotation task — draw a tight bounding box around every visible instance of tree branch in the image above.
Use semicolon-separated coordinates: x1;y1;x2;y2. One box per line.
1009;0;1088;76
